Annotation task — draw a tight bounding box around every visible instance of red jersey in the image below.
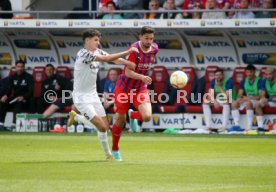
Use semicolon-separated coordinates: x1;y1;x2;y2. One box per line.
117;41;159;92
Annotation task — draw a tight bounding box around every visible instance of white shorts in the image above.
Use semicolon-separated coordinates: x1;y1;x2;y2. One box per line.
239;99;256;110
268;102;276;107
73;93;106;120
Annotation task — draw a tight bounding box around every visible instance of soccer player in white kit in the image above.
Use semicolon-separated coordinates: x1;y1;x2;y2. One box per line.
67;29;136;160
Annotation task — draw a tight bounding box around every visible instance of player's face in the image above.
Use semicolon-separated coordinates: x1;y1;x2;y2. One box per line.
45;67;54;77
265;71;274;81
86;36;100;50
140;33;154;49
215;71;223;82
246;69;255;80
15;63;25;75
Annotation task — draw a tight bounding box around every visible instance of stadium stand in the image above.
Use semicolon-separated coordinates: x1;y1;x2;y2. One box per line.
56;66;72;80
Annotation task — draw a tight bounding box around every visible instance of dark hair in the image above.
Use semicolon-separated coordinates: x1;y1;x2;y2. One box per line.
82;29;101;42
106;1;117;9
15;60;25;66
246;64;256;71
214;68;224;74
140;26;155;36
45;63;55;70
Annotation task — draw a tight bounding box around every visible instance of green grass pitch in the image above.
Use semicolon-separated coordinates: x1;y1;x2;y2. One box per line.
0;133;276;192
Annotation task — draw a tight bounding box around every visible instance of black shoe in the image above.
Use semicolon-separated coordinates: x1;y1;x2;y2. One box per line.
257;127;266;132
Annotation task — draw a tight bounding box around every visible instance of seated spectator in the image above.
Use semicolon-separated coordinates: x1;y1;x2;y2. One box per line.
144;0;162;19
255;0;274;18
181;0;205;18
0;0;13;18
102;1;123;19
161;0;183;18
202;0;227;18
0;60;34;130
38;64;68;113
192;2;202;18
224;1;235;18
117;0;143;18
102;69;119;113
42;78;73;119
232;0;255;18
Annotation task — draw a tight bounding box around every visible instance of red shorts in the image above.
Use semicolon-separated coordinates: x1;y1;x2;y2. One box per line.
114;88;150;114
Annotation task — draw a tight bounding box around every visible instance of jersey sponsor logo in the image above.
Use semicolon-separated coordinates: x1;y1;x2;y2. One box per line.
158;56;187;63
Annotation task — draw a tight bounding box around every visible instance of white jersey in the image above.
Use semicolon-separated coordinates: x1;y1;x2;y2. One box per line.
73;48;109;94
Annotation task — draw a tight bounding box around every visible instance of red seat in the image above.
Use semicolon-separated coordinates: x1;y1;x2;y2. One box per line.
56;66;71;79
259;67;266;79
32;66;46;97
63;106;72;113
232;67;246;91
9;66;16;77
151;66;169;104
186;65;219;113
158;67;197;113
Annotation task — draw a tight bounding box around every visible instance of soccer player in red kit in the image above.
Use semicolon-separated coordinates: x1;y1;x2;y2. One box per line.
111;26;158;161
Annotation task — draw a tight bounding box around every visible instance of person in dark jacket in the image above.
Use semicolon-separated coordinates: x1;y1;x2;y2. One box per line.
0;60;34;130
0;0;13;18
0;76;10;130
38;64;68;113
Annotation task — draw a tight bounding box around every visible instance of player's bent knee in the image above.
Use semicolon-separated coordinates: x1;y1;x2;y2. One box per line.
142;114;152;122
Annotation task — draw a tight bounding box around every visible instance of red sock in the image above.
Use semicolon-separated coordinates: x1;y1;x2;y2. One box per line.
112;124;123;151
130;111;143;121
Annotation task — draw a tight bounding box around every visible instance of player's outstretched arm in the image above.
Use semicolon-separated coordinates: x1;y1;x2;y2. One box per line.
95;47;138;62
125;67;152;84
113;58;136;70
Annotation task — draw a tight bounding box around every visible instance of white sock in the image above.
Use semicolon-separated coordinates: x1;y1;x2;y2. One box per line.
97;131;112;157
247;109;254;130
203;104;212;129
74;114;94;128
222;105;230;128
231;109;240;126
256;116;264;128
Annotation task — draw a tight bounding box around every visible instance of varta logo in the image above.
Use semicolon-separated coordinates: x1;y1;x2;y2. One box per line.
196;54;205;64
237;40;246;48
22;56;56;63
153;116;160;126
158;56;187;63
200;41;230;47
66;42;83;47
191;40;200;48
62;54;70;64
246;41;276;47
19;54;27;63
206;56;235;63
109;42;132;47
57;40;66;48
100;39;109;48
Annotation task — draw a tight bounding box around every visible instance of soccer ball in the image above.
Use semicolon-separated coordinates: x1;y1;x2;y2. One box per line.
170;71;188;89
